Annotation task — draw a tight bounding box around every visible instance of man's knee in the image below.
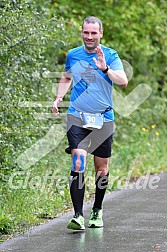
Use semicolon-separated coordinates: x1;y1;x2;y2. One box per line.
71;153;86;172
95;157;109;176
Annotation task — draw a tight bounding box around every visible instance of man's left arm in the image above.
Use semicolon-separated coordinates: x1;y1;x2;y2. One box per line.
106;69;128;88
93;46;128;88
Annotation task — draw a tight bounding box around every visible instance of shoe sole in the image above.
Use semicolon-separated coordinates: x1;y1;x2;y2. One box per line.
67;219;85;230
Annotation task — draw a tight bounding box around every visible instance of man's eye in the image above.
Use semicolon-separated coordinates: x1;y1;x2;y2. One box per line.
83;32;97;35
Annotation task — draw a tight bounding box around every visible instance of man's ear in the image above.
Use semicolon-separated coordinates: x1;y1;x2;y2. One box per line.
100;30;103;38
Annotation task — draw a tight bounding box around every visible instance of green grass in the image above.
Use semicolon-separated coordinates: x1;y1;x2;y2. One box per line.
1;95;167;242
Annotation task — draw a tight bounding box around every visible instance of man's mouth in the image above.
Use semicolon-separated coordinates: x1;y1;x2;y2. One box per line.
85;40;94;43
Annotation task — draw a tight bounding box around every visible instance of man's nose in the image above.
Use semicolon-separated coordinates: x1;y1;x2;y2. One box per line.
87;33;92;39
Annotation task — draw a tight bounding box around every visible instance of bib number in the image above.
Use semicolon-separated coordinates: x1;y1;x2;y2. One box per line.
81;112;104;129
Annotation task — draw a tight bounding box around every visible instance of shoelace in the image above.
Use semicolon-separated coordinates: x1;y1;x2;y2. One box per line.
91;210;99;220
74;213;82;218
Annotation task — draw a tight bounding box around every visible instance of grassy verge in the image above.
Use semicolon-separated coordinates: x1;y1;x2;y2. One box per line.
1;95;167;243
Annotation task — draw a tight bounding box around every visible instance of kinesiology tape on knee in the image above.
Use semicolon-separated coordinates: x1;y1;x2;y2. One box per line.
71;153;85;172
95;172;109;189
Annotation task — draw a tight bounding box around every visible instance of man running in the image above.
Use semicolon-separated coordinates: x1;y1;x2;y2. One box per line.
52;16;128;230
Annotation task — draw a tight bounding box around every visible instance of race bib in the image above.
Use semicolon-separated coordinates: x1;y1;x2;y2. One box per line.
81;112;104;129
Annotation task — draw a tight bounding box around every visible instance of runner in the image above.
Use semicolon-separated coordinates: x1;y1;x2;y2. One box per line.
52;16;128;230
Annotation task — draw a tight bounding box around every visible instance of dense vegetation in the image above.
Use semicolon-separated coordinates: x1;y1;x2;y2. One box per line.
0;0;166;241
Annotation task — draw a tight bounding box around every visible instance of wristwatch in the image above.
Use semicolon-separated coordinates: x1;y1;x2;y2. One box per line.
102;65;110;73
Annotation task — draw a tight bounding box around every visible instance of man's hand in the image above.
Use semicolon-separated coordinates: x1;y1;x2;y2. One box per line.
52;97;63;114
93;46;106;71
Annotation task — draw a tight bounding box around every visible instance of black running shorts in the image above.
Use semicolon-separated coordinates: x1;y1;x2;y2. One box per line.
66;114;115;158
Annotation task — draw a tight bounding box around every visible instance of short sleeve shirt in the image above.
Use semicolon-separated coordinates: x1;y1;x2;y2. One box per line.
65;44;123;121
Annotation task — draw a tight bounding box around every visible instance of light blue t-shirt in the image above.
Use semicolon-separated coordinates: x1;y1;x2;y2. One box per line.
65;45;123;121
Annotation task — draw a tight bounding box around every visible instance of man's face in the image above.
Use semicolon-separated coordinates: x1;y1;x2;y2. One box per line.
81;22;103;52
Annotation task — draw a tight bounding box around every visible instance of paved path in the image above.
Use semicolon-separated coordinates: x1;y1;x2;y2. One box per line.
0;172;167;252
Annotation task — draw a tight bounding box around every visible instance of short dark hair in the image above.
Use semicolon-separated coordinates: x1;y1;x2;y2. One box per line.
82;16;103;31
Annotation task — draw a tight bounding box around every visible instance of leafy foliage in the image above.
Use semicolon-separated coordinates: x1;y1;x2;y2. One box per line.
0;0;167;240
52;0;167;92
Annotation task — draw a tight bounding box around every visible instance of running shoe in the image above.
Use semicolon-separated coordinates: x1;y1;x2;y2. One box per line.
88;208;103;228
67;213;85;230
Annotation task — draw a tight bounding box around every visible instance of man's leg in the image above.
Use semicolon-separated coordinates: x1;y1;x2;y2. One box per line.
69;149;87;216
88;157;109;228
67;148;87;230
93;156;109;210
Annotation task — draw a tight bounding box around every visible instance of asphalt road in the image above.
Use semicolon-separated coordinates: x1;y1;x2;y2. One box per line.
0;172;167;252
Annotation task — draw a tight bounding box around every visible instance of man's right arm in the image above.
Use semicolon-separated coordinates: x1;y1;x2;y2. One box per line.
52;72;72;114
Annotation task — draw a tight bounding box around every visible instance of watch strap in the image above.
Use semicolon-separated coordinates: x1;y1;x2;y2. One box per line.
102;65;109;73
